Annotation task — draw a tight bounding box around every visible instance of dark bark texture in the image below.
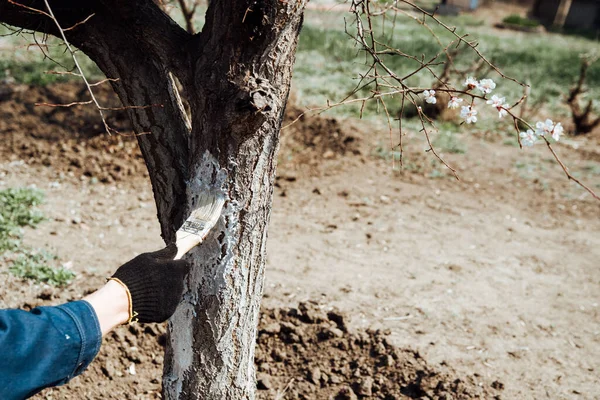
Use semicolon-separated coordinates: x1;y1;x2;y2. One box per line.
0;0;306;398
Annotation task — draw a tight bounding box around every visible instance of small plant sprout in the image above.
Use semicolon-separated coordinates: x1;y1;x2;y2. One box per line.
0;187;75;286
423;90;437;104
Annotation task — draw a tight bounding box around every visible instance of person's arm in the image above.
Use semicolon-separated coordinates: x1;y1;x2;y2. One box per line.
0;244;189;400
83;279;130;336
0;300;102;400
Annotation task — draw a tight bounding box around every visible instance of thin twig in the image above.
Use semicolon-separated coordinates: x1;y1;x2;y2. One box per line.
42;0;111;134
543;138;599;200
88;78;120;87
63;13;95;31
7;0;51;18
416;107;459;180
45;70;81;77
35;100;93;107
275;378;295;400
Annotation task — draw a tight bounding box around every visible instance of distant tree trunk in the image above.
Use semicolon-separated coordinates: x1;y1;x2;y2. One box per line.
0;0;306;398
554;0;573;28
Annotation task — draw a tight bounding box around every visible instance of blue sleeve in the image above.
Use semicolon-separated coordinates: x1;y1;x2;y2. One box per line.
0;300;102;400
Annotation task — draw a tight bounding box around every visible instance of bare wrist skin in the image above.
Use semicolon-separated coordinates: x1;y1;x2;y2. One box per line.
83;280;131;336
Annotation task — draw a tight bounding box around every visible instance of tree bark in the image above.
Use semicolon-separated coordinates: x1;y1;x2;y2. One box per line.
0;0;306;398
163;3;306;397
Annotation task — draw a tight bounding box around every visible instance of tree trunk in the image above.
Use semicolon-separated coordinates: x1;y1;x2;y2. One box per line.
163;2;306;397
0;0;306;398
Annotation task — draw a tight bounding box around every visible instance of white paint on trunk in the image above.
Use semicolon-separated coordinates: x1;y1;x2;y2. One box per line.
166;300;195;396
165;150;231;398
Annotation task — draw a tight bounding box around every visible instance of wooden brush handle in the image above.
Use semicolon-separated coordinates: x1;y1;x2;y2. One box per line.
174;232;201;260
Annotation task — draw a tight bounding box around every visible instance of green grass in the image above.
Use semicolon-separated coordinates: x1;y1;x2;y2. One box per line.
9;250;74;286
372;143;402;162
432;131;466;154
0;188;44;252
581;163;600;176
292;10;600;122
428;168;446;179
503;138;520;147
1;8;598;126
0;25;104;85
502;14;540;28
0;188;74;286
0;50;103;86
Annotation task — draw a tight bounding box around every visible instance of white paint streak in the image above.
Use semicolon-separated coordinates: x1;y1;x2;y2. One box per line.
165;151;230;398
166;302;195;397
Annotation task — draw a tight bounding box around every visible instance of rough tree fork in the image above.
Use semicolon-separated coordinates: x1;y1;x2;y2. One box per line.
0;0;307;398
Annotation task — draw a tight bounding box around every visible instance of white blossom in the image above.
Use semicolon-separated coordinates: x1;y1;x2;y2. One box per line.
520;129;537;147
460;105;478;124
552;122;564;141
486;95;505;108
535;119;555;137
423;89;437;104
477;78;496;94
534;119;565;141
464;76;478;90
448;97;463;109
486;95;509;118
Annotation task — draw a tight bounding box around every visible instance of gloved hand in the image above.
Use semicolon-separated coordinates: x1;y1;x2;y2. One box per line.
110;244;190;323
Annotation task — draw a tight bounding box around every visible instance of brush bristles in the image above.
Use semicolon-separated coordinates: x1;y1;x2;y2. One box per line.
190;194;225;224
174;194;225;259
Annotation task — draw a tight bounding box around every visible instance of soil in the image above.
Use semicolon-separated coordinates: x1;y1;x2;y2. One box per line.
255;302;499;399
0;82;144;184
1;82;599;400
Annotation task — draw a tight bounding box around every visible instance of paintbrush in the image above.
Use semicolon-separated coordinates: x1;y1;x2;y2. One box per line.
174;192;225;260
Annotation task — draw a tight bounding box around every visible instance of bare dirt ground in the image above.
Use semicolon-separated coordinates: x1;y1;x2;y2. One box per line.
1;83;599;399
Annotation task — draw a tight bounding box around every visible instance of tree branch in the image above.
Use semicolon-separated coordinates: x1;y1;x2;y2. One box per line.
0;0;197;240
0;0;193;78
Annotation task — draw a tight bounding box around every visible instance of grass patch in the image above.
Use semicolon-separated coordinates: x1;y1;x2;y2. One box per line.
432;132;466;154
9;250;74;286
1;8;599;127
0;25;104;85
0;188;44;252
442;14;485;28
372;143;402;162
581;163;600;176
502;14;540;28
503;138;520;147
428;169;446;179
291;11;600;122
0;51;103;86
0;188;74;286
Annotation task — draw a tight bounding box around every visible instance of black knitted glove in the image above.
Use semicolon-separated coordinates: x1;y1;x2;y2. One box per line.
111;244;190;323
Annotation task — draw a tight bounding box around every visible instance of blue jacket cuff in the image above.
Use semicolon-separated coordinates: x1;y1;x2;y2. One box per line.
55;300;102;378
